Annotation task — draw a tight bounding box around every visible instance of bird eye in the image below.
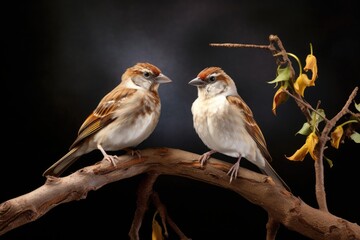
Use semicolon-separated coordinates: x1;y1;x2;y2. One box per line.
143;72;151;78
209;76;216;82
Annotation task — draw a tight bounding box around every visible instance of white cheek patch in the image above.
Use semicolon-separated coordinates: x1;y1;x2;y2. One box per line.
206;81;227;96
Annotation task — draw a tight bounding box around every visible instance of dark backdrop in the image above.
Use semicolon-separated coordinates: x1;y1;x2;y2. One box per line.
2;0;359;239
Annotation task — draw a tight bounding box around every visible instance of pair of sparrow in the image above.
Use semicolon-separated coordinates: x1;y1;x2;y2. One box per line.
43;62;289;190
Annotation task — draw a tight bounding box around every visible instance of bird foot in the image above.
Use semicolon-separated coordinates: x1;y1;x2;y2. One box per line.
104;155;118;167
199;150;216;167
125;148;142;159
227;160;240;183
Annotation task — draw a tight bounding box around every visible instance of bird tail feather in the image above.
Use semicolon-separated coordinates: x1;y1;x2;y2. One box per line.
42;147;80;177
260;161;291;192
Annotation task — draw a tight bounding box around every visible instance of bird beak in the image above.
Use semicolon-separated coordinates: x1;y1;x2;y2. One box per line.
155;73;172;84
188;77;206;86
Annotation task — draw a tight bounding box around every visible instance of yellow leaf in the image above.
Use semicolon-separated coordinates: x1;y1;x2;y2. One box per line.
286;132;319;161
307;132;319;160
294;74;312;97
304;54;318;83
286;142;309;161
152;212;164;240
272;86;288;115
330;125;344;149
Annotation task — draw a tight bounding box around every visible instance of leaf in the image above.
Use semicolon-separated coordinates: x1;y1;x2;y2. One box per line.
311;109;326;126
307;132;319;160
296;122;312;136
268;66;292;84
296;109;325;135
307;109;326;131
152;212;164;240
294;74;312;96
330;125;344;149
350;131;360;143
286;142;309;161
286;132;319;161
304;53;318;83
355;101;360;112
324;156;334;168
272;86;289;115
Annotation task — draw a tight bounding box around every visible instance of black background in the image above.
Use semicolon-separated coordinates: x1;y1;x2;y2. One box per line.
2;0;359;239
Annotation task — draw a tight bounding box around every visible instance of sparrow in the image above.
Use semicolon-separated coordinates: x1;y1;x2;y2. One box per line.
189;66;290;190
43;62;172;177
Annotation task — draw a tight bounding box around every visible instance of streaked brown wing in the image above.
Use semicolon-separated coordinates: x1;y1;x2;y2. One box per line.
226;95;272;161
69;87;137;149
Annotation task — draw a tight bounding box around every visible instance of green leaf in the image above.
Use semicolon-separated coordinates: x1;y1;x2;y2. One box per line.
312;109;325;123
310;109;326;129
350;131;360;143
268;66;291;84
296;122;312;135
355;101;360;112
324;156;334;168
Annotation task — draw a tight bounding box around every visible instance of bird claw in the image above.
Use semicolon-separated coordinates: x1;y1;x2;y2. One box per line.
198;150;216;167
132;149;142;159
199;154;210;167
104;155;118;167
125;148;142;159
227;160;240;183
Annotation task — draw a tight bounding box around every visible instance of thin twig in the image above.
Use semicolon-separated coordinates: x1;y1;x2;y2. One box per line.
346;109;360;121
284;89;330;123
209;43;270;49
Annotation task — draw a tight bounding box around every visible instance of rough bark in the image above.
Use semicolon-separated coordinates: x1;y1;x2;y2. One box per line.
0;147;359;239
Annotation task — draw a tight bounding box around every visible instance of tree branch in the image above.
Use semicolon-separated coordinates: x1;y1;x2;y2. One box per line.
283;89;330;123
129;172;159;239
151;191;190;240
0;148;359;239
315;86;359;211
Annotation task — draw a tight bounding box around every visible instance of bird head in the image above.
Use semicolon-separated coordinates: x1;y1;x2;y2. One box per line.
188;66;237;98
122;62;172;91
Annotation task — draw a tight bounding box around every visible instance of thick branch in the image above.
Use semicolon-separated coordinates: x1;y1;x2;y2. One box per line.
266;217;280;240
0;148;359;240
129;172;159;239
